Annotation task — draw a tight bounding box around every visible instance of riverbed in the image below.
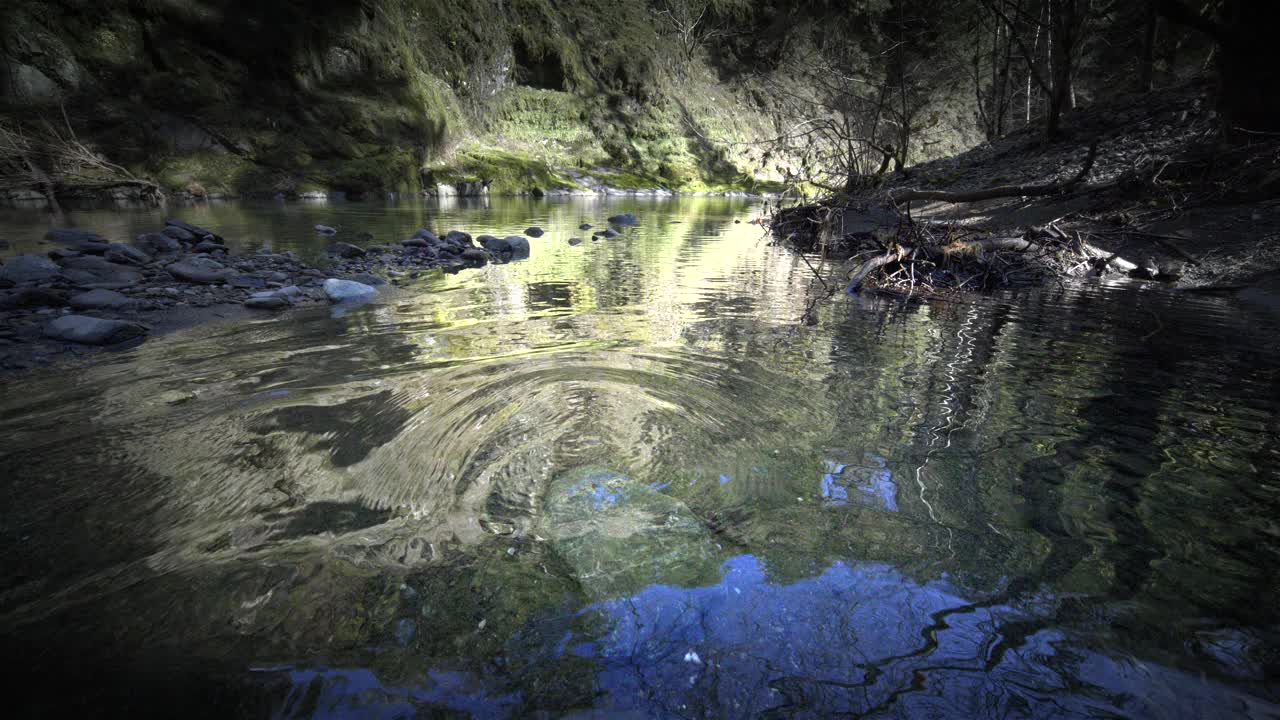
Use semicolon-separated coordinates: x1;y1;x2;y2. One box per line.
1;196;1278;718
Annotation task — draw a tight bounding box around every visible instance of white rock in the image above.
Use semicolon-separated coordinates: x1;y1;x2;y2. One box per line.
323;278;376;303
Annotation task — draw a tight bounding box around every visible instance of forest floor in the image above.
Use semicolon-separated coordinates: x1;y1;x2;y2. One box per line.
774;79;1280;304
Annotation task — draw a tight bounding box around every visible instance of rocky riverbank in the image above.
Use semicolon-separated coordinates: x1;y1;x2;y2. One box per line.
0;216;603;374
773;82;1280;296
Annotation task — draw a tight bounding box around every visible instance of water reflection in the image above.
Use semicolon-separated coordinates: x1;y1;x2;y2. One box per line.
1;196;1279;717
274;556;1276;719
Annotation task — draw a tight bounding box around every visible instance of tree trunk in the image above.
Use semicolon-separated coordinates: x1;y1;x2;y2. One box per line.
1217;0;1280;132
1139;1;1158;92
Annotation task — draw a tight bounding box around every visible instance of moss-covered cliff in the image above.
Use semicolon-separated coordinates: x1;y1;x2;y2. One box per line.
0;0;786;200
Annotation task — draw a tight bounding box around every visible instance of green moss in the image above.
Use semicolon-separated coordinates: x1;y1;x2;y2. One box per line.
427;147;582;195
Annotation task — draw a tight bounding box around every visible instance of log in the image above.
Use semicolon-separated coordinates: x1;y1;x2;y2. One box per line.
891;142;1099;205
846;248;905;293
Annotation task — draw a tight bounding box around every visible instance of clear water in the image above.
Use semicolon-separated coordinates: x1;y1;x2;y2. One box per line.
1;197;1278;718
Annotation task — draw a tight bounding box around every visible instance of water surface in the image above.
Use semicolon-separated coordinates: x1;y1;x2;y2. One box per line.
1;196;1278;718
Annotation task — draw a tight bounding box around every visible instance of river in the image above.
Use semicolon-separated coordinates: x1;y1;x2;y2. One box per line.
1;196;1278;718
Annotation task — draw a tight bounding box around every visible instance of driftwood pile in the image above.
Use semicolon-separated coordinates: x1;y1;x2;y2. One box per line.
771;203;1184;297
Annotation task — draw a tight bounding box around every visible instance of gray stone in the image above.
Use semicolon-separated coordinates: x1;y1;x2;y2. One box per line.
593;228;620;239
314;224;338;235
524;226;545;238
167;257;234;284
0;255;63;284
607;213;639;226
59;257;143;289
323;278;377;302
326;241;366;258
0;288;69;309
165;218;221;242
579;223;593;230
70;288;134;310
160;225;197;243
135;233;182;256
444;230;472;246
194;240;225;254
568;237;583;246
402;237;431;248
460;247;488;266
502;235;531;259
227;275;266;289
104;243;151;266
76;241;111;255
412;229;439;242
44;315;146;345
244;295;290;310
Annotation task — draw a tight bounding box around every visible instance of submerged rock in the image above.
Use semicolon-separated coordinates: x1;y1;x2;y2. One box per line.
45;228;106;246
607;213;639;226
327;241;366;258
167;257;233;284
44;315;146;345
539;468;722;600
524;226;545;238
244;295;290;310
579;223;593;230
568;237;583;246
323;278;377;302
593;228;620;239
0;255;62;284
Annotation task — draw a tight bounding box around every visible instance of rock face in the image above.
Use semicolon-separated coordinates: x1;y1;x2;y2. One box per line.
44;315;146;345
1;255;63;284
167;257;233;284
323;278;377;302
607;213;639;226
539;468;722;600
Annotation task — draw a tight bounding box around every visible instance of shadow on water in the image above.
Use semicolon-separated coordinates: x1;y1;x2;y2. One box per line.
0;196;1279;717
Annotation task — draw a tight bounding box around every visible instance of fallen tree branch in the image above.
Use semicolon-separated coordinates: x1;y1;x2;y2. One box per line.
890;142;1099;205
846;246;906;292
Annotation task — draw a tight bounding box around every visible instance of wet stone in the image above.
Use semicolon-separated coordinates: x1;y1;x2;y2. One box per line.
43;315;146;345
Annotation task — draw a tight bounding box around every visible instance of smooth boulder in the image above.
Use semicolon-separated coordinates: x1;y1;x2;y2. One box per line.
59;256;143;289
502;235;531;259
524;226;544;238
323;278;377;303
1;255;62;284
44;315;146;345
135;233;182;256
167;257;233;284
165;218;221;242
70;288;134;310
